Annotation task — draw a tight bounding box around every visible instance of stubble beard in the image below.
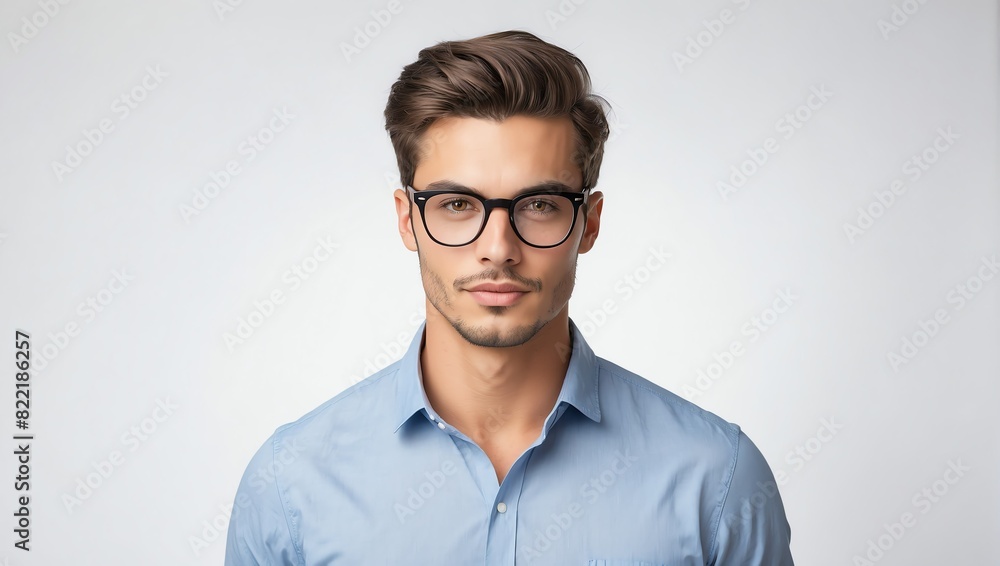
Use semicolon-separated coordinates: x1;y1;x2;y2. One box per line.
415;241;577;349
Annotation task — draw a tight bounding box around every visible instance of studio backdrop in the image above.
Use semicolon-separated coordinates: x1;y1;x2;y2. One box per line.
1;0;997;564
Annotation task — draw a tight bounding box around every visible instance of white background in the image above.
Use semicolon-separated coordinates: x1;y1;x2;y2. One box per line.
1;0;997;564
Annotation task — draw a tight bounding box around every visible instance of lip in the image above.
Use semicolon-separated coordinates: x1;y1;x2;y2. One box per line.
466;282;530;307
468;290;527;307
468;282;530;293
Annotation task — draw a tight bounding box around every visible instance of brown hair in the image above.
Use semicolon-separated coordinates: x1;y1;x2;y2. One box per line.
384;30;611;190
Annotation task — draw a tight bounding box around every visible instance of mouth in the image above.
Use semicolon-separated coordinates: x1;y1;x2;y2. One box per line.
465;283;530;307
468;283;530;293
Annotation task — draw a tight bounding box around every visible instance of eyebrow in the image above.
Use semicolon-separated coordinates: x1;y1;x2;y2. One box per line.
423;179;579;196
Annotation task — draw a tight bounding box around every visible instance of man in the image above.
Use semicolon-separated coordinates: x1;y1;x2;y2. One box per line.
225;30;793;565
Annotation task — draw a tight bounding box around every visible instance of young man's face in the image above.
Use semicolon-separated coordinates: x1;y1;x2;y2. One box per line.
393;114;603;348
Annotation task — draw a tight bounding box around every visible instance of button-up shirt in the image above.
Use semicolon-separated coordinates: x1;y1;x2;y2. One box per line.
225;318;793;565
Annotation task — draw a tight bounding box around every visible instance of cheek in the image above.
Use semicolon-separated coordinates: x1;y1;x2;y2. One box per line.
420;248;461;284
546;263;577;309
535;252;578;288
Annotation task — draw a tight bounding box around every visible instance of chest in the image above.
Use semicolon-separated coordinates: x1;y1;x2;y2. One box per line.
288;439;713;565
479;432;541;484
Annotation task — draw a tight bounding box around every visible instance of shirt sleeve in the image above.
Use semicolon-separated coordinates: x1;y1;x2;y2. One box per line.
709;429;794;565
224;433;301;566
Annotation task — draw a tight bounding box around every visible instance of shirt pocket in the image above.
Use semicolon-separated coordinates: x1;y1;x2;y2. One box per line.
587;561;667;566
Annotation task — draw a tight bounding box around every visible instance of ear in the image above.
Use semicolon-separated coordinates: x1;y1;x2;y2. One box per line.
394;188;419;252
577;190;603;254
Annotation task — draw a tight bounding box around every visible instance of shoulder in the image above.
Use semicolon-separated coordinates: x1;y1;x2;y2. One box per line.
595;356;741;451
231;363;403;508
594;358;792;562
225;365;404;564
272;361;402;444
240;362;407;496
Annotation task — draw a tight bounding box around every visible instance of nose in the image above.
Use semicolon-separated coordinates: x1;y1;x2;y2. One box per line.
473;205;521;264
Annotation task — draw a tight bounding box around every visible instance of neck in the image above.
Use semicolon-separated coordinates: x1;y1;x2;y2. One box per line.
419;308;572;447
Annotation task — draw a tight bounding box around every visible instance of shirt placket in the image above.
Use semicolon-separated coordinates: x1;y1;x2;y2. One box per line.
484;453;530;566
427;403;570;566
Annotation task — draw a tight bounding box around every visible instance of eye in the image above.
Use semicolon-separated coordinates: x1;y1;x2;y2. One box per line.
441;197;475;212
521;198;559;214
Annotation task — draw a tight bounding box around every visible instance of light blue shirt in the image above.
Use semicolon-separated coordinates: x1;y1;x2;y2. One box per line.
225;318;793;565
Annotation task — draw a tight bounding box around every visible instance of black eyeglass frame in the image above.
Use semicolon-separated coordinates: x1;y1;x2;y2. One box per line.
405;185;591;249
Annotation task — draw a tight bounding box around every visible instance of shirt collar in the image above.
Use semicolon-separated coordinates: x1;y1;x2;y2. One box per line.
393;317;601;433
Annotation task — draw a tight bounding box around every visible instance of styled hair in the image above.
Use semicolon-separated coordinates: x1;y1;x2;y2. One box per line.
384;30;611;190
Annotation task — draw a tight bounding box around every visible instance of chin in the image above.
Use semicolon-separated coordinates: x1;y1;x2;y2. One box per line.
456;324;543;349
450;310;551;349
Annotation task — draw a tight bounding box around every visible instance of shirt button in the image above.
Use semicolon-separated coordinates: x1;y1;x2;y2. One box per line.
437;421;446;430
496;502;507;513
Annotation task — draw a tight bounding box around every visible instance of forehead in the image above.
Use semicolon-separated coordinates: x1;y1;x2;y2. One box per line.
414;115;581;193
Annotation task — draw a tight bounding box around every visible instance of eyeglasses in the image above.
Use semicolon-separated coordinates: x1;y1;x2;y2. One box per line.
406;185;590;248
